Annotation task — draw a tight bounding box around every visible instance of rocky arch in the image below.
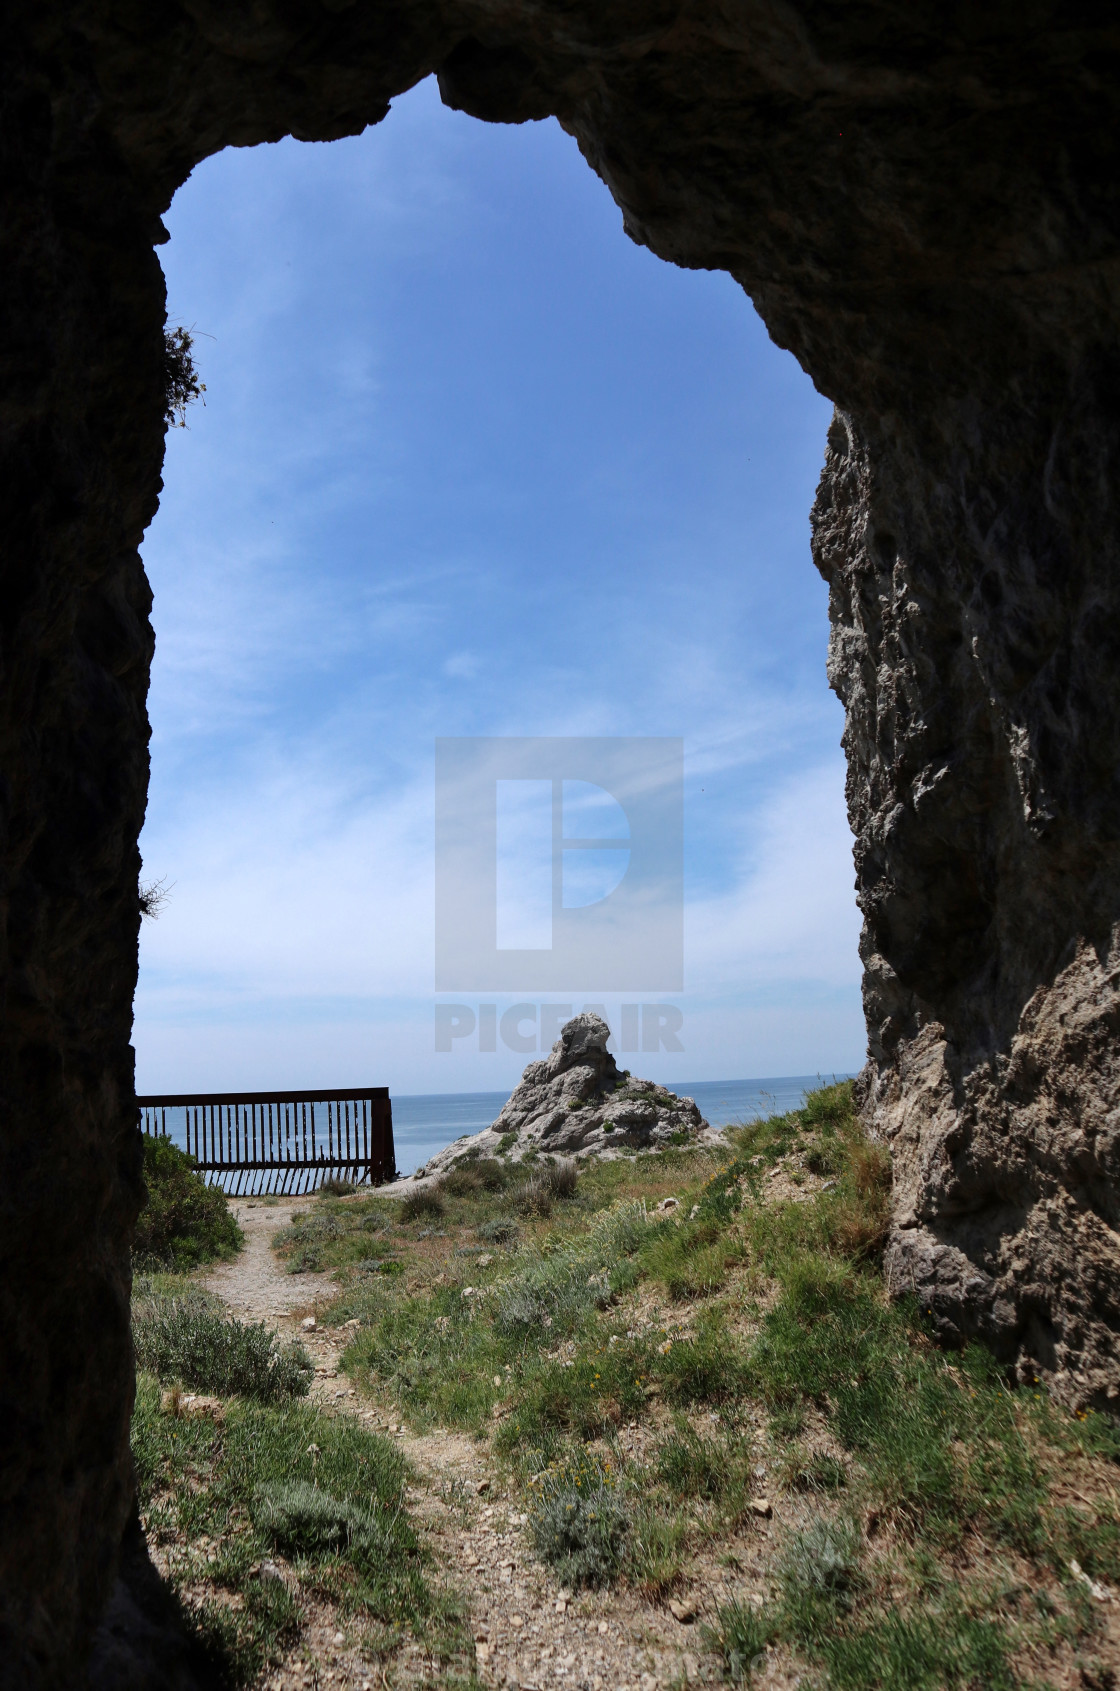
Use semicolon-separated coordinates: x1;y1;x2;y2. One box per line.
4;3;1120;1682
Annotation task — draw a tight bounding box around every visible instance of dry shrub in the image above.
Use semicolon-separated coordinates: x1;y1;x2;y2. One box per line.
512;1160;579;1217
441;1164;483;1197
399;1183;446;1221
318;1176;357;1197
513;1176;553;1218
548;1159;579;1199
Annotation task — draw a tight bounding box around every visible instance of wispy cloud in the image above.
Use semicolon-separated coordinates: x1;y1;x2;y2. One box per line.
136;77;857;1096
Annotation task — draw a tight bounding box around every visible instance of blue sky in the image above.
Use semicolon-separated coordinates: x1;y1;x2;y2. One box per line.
135;75;863;1097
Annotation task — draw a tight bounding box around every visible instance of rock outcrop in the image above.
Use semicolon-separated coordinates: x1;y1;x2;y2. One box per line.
5;3;1120;1681
813;404;1120;1412
412;1014;718;1180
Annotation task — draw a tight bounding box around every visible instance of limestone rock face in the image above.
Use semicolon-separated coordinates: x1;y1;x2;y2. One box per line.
813;405;1120;1411
414;1014;717;1178
5;1;1120;1680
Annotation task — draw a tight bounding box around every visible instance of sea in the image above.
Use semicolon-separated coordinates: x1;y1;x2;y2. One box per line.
147;1073;853;1179
391;1073;852;1176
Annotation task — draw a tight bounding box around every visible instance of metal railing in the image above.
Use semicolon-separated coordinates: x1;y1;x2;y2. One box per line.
138;1088;396;1196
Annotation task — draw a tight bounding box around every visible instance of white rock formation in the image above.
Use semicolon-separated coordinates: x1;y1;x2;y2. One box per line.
409;1013;721;1181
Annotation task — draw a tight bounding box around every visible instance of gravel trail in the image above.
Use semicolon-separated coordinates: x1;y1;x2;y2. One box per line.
196;1201;767;1691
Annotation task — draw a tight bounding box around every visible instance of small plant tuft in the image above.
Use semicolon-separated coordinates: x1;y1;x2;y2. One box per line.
318;1176;357;1197
138;875;173;918
163;324;206;426
477;1217;520;1246
705;1598;777;1684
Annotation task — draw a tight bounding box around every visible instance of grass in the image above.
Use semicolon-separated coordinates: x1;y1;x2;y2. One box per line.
130;1278;471;1685
655;1419;759;1519
320;1079;1120;1688
711;1516;1018;1689
132;1372;458;1685
126;1083;1120;1687
135;1133;243;1270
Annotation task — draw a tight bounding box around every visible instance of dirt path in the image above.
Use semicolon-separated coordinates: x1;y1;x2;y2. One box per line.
199;1200;336;1324
199;1200;754;1691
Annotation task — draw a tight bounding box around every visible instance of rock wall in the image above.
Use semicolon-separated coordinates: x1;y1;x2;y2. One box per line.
4;2;1119;1681
1;31;164;1684
813;392;1120;1410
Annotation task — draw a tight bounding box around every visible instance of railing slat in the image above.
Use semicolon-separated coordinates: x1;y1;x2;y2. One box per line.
137;1087;395;1196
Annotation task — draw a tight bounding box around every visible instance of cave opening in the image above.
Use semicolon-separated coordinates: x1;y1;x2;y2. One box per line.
138;75;857;1104
4;12;1119;1683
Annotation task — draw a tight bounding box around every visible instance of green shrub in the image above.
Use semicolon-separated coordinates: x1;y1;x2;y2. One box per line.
134;1134;242;1270
133;1293;312;1402
528;1456;629;1587
493;1257;601;1340
252;1479;405;1571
